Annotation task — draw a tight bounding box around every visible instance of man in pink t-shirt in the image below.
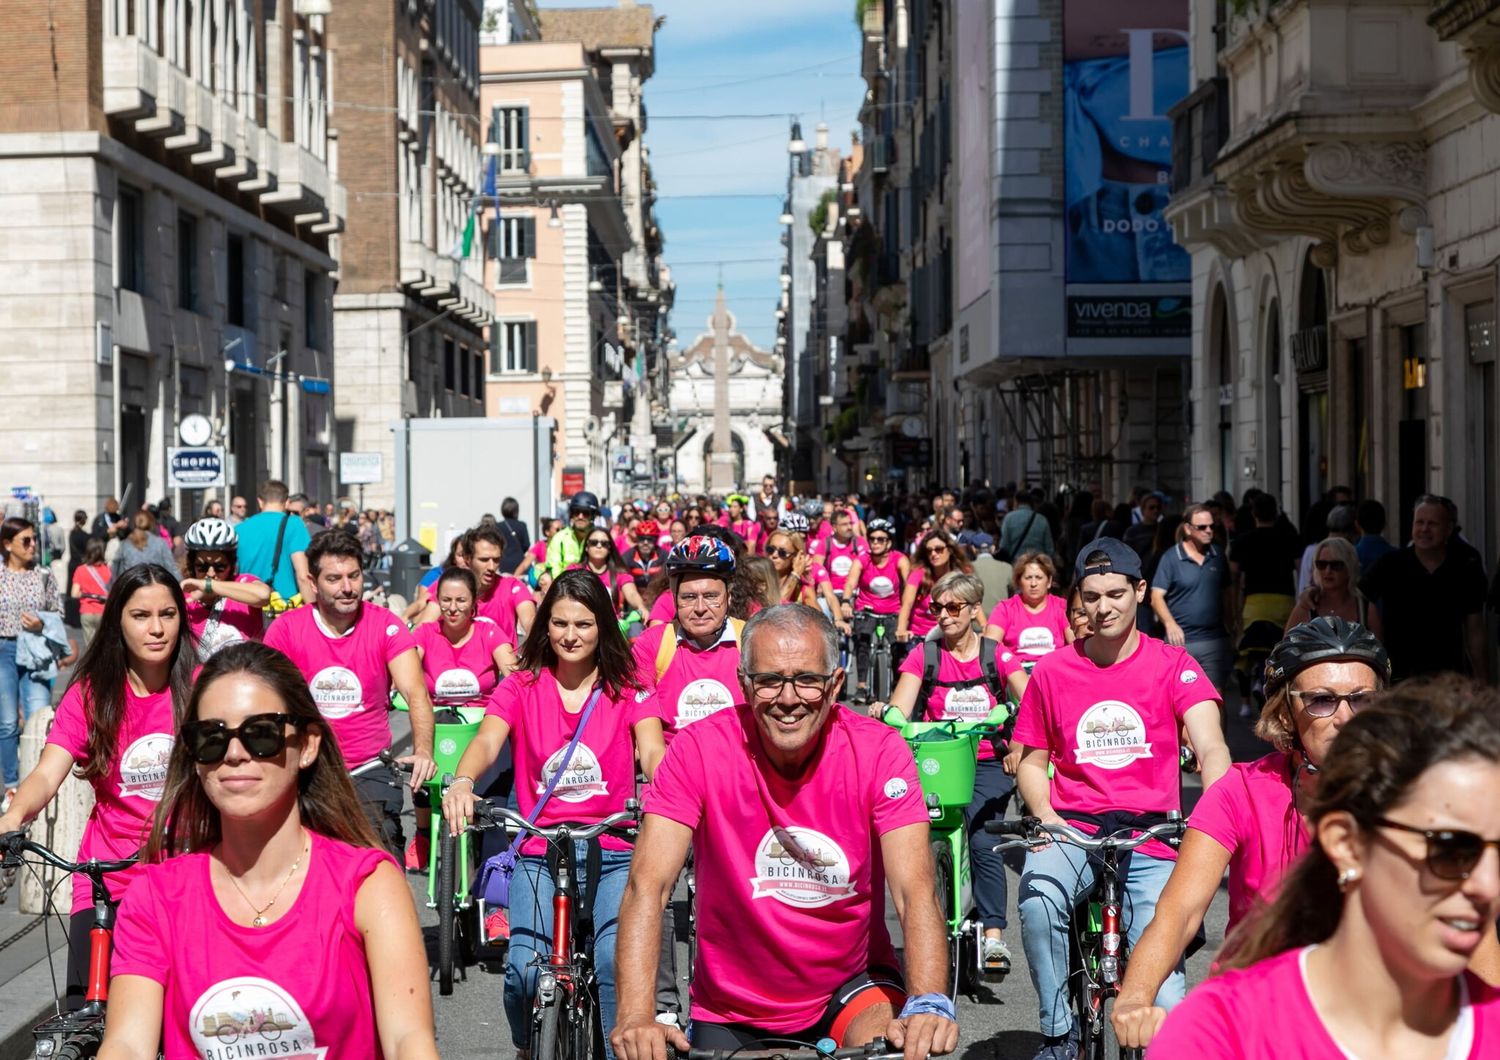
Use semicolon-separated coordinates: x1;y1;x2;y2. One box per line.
1011;538;1230;1055
470;527;537;648
263;531;436;852
822;508;869;584
612;604;959;1060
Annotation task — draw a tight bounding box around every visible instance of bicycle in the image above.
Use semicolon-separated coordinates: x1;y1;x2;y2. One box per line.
987;814;1186;1060
0;830;137;1059
451;795;640;1060
881;704;1011;998
669;1036;906;1060
851;609;896;703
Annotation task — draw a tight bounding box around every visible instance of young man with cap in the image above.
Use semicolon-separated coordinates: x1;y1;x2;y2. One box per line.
1011;538;1231;1060
546;490;600;576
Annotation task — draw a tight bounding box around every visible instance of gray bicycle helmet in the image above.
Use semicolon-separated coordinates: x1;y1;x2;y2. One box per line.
185;517;237;552
867;518;896;538
1264;616;1391;696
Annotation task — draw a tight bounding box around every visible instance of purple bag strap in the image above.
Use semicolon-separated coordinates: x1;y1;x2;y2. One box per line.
501;683;605;857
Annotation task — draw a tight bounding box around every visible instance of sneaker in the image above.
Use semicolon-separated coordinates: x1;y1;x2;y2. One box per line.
404;834;430;872
1030;1025;1079;1060
485;908;511;943
0;788;15;815
981;937;1012;978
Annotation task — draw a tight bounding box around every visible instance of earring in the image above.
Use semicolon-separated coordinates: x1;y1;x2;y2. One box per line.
1337;867;1360;892
300;757;312;767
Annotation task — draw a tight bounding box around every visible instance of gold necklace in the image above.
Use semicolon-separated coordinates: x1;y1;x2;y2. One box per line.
224;834;308;927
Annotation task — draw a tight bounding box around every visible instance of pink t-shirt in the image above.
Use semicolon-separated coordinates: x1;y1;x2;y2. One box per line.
528;539;548;565
631;622;745;733
896;641;1021;762
412;620;504;701
854;552;904;614
986;593;1070;658
904;568;937;638
485;669;655;855
187;573;265;659
263;605;417;768
112;832;394;1060
476;574;533;647
568;563;633;613
810;521;834;552
47;680;176;915
823;535;868;582
1147;947;1499;1059
1012;635;1220;859
1187;751;1307;931
799;559;832;601
649;591;676;624
732;520;760;552
645;706;926;1032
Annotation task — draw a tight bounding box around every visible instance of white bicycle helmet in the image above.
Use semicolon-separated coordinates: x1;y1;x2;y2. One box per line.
778;511;810;534
185;517;238;552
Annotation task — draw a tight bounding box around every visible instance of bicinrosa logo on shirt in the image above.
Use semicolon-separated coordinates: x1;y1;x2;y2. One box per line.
830;554;854;578
869;576;896;598
943;685;993;719
536;742;609;802
189;975;325;1059
749;826;856;908
1017;627;1056;655
197;621;245;660
118;733;173;801
675;678;735;727
309;667;363;719
433;669;481;701
1073;701;1152;769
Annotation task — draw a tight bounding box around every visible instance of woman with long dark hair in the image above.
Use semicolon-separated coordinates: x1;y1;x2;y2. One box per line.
443;569;664;1060
897;526;971;645
572;529;647;618
99;642;438;1059
1145;675;1500;1057
0;563;193;1003
0;516;61;805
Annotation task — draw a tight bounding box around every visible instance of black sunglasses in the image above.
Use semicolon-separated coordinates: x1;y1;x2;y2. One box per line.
928;600;971;617
1314;559;1346;571
1373;817;1500;880
182;713;303;765
193;557;233;573
766;545;794;559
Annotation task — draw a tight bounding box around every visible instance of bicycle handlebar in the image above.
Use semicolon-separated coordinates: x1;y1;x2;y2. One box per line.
670;1037;904;1060
878;703;1011;736
983;815;1185;852
0;831;138;878
469;800;641;843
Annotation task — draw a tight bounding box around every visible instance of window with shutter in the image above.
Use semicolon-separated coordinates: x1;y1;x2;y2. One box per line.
489;105;530;173
489;214;536;285
491;320;538;374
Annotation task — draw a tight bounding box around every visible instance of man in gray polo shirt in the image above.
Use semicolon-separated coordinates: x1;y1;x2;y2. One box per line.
1150;503;1234;695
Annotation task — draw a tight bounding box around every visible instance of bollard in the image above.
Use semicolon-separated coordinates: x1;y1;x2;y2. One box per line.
18;708;95;916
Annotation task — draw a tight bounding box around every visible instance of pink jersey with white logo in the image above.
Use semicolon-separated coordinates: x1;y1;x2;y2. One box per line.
186;573;265;658
1011;635;1219;859
904;568;938;638
1147;947;1499;1059
476;574;533;646
1187;751;1307;931
823;535;868;582
645;705;926;1032
631;622;745;734
485;669;656;855
48;680;176;915
896;642;1022;761
986;593;1070;658
412;620;505;701
112;832;394;1060
810;521;834;552
732;520;760;552
263;605;416;768
854;551;904;614
568;563;633;614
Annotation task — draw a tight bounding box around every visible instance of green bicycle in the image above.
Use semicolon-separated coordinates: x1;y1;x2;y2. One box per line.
881;703;1012;999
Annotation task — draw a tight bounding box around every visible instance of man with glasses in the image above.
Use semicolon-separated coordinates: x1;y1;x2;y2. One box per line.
613;604;959;1060
227;496;248;526
546;490;600;577
1150;503;1235;696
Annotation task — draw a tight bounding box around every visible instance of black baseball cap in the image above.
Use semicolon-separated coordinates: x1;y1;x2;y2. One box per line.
1074;537;1144;583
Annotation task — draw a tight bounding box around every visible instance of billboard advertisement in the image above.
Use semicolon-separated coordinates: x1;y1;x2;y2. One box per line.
1064;0;1190;341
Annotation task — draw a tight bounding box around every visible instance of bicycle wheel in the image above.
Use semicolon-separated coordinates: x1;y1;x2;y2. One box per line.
930;840;959;997
570;976;600;1060
532;995;561;1060
437;827;458;995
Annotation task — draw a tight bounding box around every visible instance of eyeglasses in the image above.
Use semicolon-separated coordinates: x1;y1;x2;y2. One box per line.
925;544;950;556
181;713;303;765
677;591;725;607
1372;817;1500;880
587;540;611;548
766;545;795;560
927;600;972;617
869;535;891;544
13;536;35;547
1314;559;1346;572
744;671;834;701
1288;688;1376;717
1189;522;1214;532
193;558;232;573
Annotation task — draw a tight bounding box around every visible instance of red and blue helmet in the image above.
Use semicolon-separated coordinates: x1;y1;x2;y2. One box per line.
665;535;736;578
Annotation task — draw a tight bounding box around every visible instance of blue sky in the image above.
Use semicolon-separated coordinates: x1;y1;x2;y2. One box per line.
545;0;866;352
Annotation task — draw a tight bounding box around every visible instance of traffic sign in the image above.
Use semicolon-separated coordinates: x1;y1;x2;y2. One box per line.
167;447;227;488
340;452;384;485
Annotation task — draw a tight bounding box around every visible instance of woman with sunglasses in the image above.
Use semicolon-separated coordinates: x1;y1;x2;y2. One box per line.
1286;535;1383;642
573;531;648;619
181;517;269;660
99;641;439;1060
0;517;62;807
442;570;665;1060
982;550;1072;668
1115;617;1390;1049
1145;674;1500;1058
0;563;192;1004
897;527;971;646
763;530;813;605
840;518;911;700
881;572;1025;976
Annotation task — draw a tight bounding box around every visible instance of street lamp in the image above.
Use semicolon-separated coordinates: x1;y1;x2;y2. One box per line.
787;121;806;155
547;200;562;228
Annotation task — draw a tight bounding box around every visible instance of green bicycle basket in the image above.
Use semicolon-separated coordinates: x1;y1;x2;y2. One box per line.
913;733;980;809
432;714;483;779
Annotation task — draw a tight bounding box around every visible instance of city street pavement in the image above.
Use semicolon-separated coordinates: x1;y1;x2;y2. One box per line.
406;697;1264;1059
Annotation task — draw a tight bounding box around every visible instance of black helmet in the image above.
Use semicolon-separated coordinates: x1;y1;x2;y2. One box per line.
1264;616;1391;696
568;490;600;515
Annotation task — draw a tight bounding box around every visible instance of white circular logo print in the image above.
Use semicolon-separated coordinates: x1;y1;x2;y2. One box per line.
433;668;482;700
869;576;896;598
118;734;173;801
675;678;735;727
830;554;854;579
385;623;400;637
921;758;941;776
883;777;908;800
1017;627;1057;655
943;685;994;720
1073;701;1153;770
1179;669;1199;684
438;737;459;757
535;742;609;803
309;666;364;719
749;826;856;908
196;620;245;661
189;976;322;1057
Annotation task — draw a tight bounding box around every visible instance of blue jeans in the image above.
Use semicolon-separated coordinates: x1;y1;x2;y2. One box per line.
0;638;52;788
505;843;632;1057
1018;841;1184;1037
966;757;1015;930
